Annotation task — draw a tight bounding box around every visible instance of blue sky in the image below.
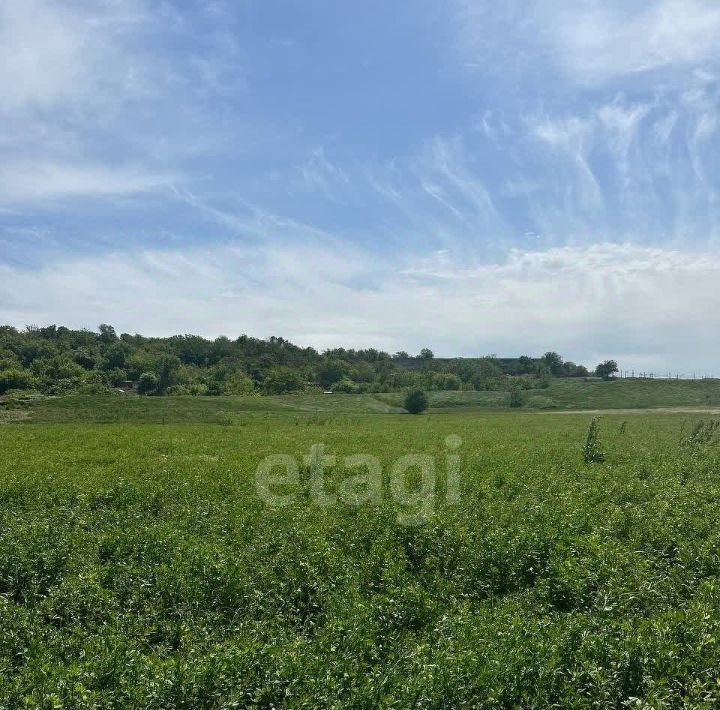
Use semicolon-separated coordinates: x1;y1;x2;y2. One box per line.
2;0;720;372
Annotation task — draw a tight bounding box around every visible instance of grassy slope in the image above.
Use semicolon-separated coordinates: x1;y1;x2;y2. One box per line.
12;392;402;424
544;377;720;409
392;378;720;412
7;377;720;425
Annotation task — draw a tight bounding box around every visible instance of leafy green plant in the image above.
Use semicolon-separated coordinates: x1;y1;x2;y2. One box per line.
583;417;605;463
682;419;720;446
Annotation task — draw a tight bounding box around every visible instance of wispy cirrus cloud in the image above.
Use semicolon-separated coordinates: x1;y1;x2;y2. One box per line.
288;89;720;254
0;162;176;205
297;148;350;199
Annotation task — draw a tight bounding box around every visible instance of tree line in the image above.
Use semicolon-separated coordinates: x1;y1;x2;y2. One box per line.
0;324;616;397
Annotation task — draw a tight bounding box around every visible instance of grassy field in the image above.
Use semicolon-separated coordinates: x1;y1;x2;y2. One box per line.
380;377;720;411
4;392;402;425
5;377;720;427
3;394;720;706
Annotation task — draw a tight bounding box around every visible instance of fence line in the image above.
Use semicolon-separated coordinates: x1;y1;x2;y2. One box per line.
617;370;718;381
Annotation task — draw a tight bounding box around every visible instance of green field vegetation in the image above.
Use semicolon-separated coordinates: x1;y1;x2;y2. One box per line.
3;399;720;706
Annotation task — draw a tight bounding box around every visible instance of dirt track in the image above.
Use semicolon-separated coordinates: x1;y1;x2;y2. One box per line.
544;407;720;415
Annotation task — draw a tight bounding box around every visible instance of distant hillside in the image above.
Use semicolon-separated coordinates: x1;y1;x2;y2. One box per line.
0;323;593;397
541;377;720;410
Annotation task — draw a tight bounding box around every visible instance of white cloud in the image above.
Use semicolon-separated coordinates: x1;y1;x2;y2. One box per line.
0;162;175;205
297;148;350;199
553;0;720;84
597;104;649;160
456;0;720;86
0;0;167;205
519;89;720;241
2;241;720;373
414;137;504;229
0;0;148;113
531;115;603;212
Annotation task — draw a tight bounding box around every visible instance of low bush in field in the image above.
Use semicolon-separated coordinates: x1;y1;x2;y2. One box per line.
404;389;428;414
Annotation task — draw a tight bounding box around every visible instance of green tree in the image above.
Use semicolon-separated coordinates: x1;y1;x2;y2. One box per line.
542;351;564;376
155;354;182;393
418;348;434;360
137;372;159;395
263;366;304;394
97;324;118;344
350;361;375;383
431;373;461;391
32;356;85;390
224;372;256;395
318;359;348;389
517;355;535;374
73;348;97;370
124;351;156;381
102;342;129;370
595;360;619;380
404;389;428;414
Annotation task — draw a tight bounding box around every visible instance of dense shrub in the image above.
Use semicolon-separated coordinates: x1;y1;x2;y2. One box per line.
333;378;359;393
404;389;429;414
0;368;36;394
508;388;524;408
263;366;304;394
137;372;159;395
